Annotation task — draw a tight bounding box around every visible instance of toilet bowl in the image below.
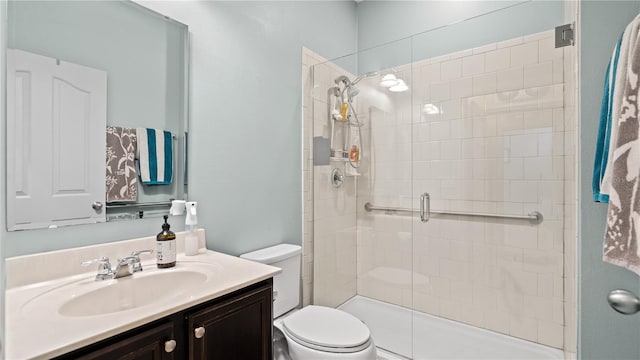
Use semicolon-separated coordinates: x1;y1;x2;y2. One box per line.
275;306;377;359
240;244;377;360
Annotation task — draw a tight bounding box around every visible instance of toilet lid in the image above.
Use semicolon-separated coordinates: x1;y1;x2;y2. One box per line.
282;306;371;352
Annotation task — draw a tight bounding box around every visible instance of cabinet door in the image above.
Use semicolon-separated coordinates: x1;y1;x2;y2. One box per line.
73;322;176;360
188;283;272;360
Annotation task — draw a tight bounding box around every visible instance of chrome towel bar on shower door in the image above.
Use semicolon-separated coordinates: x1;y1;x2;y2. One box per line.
363;201;543;224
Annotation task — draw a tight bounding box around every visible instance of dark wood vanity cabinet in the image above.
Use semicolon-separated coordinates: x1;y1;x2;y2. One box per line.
55;279;272;360
188;282;273;360
74;322;176;360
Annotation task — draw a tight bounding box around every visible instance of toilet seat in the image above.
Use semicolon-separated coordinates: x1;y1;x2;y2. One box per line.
281;306;372;353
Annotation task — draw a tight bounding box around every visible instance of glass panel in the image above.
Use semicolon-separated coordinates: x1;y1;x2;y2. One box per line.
307;2;572;358
311;38;415;359
410;2;567;359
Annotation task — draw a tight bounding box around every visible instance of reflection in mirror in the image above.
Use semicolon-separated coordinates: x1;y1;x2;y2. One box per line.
6;0;189;231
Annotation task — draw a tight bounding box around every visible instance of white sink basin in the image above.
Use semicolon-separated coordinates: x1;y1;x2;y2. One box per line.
60;270;207;316
21;262;221;317
6;248;282;360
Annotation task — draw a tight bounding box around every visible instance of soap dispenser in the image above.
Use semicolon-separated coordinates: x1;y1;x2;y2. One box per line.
157;215;176;268
185;202;199;256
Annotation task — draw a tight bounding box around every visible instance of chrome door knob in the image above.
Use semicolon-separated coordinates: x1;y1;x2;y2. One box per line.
164;339;176;353
92;201;103;210
608;289;640;315
194;326;206;339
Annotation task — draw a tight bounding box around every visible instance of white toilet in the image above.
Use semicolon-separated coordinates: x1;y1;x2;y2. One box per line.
240;244;377;360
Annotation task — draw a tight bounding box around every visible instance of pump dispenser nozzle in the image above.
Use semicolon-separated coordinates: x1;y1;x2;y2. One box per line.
185;202;198;226
184;202;199;256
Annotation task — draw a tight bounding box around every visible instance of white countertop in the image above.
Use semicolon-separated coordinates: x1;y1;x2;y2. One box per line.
5;239;280;360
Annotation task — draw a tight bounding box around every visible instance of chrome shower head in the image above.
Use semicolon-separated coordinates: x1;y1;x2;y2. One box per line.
347;85;360;98
336;71;378;101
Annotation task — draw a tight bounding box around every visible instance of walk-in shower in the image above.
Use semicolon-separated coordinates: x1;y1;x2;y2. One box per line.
303;2;576;359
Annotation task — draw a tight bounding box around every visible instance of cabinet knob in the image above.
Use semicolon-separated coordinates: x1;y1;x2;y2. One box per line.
92;201;103;210
194;326;206;339
164;339;177;353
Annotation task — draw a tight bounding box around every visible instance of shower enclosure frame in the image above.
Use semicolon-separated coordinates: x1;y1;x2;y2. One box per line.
303;2;577;358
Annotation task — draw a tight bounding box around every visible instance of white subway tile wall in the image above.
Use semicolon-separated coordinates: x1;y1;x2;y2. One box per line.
356;30;567;349
303;48;359;308
302;29;575;352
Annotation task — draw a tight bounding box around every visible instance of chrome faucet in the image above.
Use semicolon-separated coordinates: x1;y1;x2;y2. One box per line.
81;256;114;281
82;249;153;281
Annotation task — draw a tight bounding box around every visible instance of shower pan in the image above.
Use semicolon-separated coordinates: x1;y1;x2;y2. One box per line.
305;2;575;359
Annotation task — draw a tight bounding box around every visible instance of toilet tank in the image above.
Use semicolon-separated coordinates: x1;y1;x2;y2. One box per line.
240;244;302;318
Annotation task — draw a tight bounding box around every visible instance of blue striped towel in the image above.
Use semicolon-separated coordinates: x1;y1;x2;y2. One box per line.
593;35;623;203
136;128;173;185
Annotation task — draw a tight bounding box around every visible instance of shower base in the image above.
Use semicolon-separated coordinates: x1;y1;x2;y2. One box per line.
339;295;563;360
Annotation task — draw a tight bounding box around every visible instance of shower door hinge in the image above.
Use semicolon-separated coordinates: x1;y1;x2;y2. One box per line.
555;23;574;48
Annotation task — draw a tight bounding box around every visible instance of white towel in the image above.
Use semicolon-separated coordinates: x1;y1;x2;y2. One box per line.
136;128;173;185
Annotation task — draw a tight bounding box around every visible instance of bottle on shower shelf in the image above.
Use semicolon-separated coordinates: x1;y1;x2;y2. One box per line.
349;145;360;163
340;101;349;122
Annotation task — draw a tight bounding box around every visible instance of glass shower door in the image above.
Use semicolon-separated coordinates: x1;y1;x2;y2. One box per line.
308;2;571;356
310;38;416;359
409;3;569;358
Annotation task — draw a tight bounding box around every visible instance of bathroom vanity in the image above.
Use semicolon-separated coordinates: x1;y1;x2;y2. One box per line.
56;279;272;359
5;230;280;359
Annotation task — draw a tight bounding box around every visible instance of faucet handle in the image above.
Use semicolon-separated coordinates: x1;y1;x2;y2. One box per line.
131;249;154;258
130;249;154;273
81;256;113;281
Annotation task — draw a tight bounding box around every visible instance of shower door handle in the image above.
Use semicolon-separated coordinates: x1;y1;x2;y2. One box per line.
420;192;430;223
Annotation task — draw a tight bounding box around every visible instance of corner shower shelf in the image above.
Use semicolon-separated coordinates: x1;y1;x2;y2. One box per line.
330;149;349;161
332;119;364;127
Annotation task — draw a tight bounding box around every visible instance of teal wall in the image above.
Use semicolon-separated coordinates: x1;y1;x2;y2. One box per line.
579;1;640;359
356;0;564;74
357;0;522;50
2;0;357;258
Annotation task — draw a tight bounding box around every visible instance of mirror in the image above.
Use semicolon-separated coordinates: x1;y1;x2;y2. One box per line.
6;0;189;231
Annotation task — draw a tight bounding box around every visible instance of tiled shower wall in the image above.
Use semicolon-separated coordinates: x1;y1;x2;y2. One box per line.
356;30;568;349
302;48;359;308
303;29;576;352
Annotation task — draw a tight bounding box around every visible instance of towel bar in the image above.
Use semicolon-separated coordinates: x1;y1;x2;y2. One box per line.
106;201;173;209
364;202;543;224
